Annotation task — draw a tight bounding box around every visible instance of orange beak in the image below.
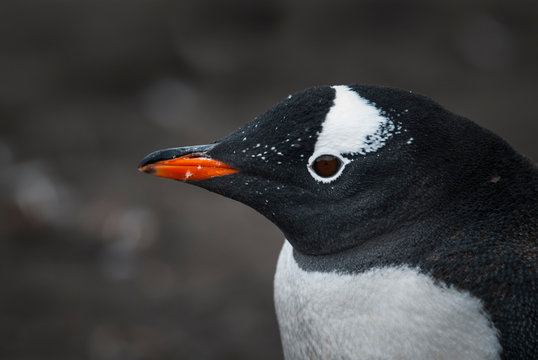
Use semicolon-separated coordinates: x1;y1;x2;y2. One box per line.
139;152;238;181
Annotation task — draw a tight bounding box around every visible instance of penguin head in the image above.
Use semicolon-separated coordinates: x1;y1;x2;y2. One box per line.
140;85;507;255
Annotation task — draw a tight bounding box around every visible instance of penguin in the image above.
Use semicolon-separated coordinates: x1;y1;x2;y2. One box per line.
139;85;537;360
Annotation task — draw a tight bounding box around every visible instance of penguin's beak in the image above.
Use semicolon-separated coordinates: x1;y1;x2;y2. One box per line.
138;144;238;181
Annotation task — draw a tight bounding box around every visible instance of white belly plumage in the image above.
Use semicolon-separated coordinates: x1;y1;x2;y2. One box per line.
274;241;501;360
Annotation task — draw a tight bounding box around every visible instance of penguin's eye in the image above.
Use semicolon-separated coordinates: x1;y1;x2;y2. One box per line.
313;155;342;177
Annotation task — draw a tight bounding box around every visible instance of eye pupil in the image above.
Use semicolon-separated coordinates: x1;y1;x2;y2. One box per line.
313;155;341;177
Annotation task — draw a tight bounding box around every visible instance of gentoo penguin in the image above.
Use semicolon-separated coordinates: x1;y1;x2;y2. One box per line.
139;85;537;360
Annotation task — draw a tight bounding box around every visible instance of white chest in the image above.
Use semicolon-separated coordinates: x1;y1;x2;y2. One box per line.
273;241;501;360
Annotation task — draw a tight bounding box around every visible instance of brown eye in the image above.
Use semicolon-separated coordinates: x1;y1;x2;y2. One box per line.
313;155;342;177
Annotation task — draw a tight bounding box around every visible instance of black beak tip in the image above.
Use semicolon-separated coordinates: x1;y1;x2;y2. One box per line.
138;152;161;169
138;147;185;169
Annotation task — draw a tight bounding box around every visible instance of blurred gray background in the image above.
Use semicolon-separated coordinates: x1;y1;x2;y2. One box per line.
1;1;537;359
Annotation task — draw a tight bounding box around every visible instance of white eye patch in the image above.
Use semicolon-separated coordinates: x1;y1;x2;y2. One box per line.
308;85;394;183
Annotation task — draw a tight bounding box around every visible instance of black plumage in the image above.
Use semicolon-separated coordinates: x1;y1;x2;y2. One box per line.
140;85;537;359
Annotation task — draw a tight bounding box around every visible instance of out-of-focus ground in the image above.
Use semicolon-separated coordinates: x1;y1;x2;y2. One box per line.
1;1;536;359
